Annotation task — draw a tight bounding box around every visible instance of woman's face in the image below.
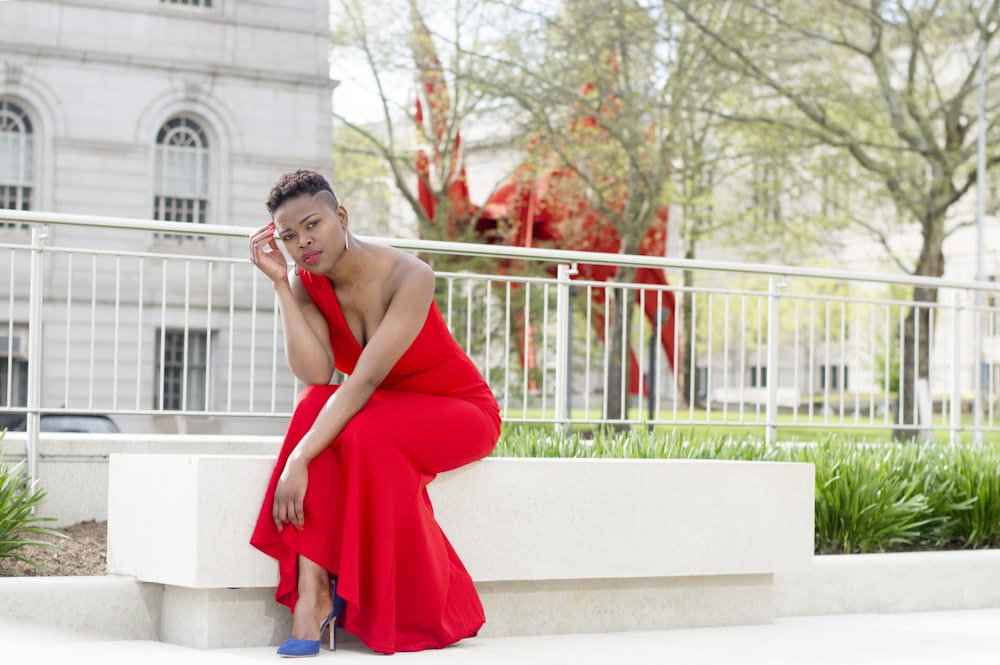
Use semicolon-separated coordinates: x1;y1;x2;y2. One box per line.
274;192;347;274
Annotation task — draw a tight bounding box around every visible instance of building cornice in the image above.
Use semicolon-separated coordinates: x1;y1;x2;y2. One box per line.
0;42;335;91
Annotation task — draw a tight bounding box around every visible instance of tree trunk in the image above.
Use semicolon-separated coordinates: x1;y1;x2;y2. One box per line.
893;215;945;441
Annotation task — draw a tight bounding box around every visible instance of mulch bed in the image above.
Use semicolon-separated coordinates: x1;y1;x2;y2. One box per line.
1;520;107;577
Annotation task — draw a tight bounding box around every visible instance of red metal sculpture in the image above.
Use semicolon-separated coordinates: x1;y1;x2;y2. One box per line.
410;5;678;397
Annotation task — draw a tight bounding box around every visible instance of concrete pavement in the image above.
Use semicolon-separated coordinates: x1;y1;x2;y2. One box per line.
5;608;999;664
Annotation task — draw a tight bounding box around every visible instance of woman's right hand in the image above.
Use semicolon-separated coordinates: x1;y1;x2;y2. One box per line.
250;221;291;284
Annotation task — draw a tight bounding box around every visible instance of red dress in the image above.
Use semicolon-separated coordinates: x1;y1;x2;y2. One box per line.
250;271;501;654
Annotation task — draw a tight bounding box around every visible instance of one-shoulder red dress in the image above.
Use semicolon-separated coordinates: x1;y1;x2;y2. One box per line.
249;270;501;654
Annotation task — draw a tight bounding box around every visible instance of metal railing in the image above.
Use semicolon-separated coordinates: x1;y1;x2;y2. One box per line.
2;209;998;479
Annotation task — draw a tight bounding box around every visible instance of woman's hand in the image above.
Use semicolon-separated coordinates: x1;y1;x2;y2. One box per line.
250;221;291;284
272;455;309;532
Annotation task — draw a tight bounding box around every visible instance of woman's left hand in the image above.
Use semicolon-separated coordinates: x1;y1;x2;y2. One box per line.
272;455;309;532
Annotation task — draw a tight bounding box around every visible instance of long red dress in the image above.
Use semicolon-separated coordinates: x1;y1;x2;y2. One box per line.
250;270;501;654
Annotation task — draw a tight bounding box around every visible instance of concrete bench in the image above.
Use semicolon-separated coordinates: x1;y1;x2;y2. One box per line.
107;454;814;648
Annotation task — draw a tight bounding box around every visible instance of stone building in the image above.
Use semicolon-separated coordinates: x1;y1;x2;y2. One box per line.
0;0;334;434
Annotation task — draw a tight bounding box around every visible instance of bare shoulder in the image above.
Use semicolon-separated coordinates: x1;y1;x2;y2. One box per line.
386;249;435;297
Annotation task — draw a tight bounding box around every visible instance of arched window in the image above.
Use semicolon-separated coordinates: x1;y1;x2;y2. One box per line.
153;116;210;228
0;99;34;222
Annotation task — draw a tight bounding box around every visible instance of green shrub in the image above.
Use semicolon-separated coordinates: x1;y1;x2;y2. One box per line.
0;440;66;575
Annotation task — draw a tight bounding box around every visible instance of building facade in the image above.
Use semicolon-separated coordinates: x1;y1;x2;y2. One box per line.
1;0;334;434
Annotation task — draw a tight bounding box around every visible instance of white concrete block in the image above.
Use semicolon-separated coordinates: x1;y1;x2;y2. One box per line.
430;458;815;582
0;576;161;641
774;549;1000;616
108;455;814;589
107;454;278;588
160;585;291;649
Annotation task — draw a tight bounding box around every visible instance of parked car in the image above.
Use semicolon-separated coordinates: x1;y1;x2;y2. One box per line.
0;413;121;434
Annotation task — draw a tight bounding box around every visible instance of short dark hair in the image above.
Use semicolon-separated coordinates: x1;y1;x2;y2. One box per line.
265;169;339;216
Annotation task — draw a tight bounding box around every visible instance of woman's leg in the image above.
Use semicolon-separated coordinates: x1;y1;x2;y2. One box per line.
290;554;333;639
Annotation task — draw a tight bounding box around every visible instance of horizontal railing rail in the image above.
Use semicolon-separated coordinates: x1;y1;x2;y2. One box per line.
1;210;997;482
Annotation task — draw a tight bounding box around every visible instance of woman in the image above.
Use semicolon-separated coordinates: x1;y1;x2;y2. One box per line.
248;169;500;656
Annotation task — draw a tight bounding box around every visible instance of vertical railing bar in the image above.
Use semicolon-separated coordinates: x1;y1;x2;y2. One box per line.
522;283;531;421
62;253;74;409
912;303;920;428
135;257;145;411
868;302;875;428
928;305;936;437
4;251;14;407
604;286;612;422
755;294;763;423
655;289;664;423
447;277;454;329
723;293;730;423
637;287;647;420
484;279;492;391
270;270;281;413
822;301;831;424
541;283;550;419
503;281;512;418
159;260;170;412
839;300;846;423
951;294;963;445
739;294;746;423
555;264;577;431
248;266;259;411
897;305;905;429
226;263;235;413
88;254;98;408
884;305;891;427
671;288;681;422
808;300;816;424
765;278;782;444
585;285;593;421
205;262;214;413
112;255;122;409
26;225;47;485
619;286;627;422
792;298;800;424
853;301;860;426
182;260;191;413
706;292;714;424
688;290;697;423
465;277;473;354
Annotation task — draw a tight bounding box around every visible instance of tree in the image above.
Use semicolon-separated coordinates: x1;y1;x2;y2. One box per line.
667;0;1000;438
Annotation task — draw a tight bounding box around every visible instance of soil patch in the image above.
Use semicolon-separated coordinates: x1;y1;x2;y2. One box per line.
1;520;107;577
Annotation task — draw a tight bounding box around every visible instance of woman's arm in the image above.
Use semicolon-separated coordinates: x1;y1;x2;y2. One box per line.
272;257;436;530
250;222;334;385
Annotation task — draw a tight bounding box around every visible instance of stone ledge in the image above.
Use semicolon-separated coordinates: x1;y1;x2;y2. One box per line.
104;454;814;648
774;549;1000;616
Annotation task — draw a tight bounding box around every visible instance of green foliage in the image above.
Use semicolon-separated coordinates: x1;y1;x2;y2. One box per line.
0;439;66;575
494;426;1000;554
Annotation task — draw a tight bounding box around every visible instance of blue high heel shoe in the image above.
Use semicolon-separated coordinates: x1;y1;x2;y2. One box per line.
277;579;347;657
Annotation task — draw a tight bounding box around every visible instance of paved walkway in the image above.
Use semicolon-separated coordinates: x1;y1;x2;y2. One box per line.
5;609;999;664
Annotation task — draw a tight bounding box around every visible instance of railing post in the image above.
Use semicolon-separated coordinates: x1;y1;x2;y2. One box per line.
951;293;963;446
973;288;984;444
555;263;578;434
765;277;785;445
26;225;48;485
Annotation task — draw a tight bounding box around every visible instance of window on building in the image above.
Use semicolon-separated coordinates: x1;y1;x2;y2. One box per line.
154;329;209;411
0;99;33;231
749;365;768;388
0;327;28;408
820;364;848;390
161;0;214;8
153;116;209;240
